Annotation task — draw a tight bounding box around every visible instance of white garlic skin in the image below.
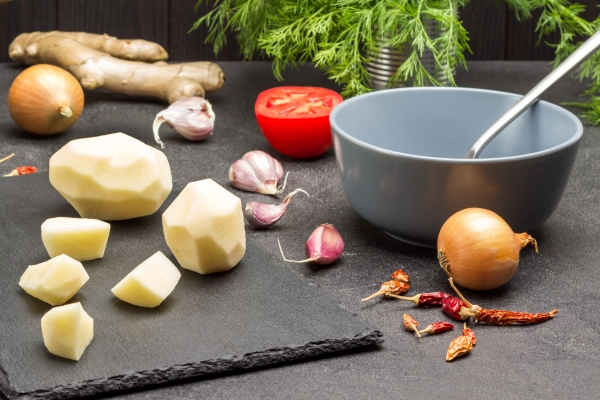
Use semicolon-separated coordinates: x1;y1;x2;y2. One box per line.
153;96;215;148
229;150;284;195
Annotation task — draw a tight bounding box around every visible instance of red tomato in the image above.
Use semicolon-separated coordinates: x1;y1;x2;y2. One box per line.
255;86;343;159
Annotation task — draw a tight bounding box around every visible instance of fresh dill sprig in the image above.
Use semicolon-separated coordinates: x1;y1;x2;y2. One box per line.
507;0;600;124
192;0;470;97
192;0;600;125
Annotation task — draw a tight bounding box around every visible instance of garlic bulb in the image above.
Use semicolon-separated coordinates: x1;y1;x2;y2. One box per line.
244;188;309;228
229;150;286;195
153;96;215;148
8;64;84;135
437;208;538;290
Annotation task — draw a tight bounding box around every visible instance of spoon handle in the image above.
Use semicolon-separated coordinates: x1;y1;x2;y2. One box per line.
466;29;600;159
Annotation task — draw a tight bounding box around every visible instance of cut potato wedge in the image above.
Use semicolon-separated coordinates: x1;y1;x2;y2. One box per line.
162;179;246;274
19;254;89;306
41;302;94;361
41;217;110;261
111;251;181;308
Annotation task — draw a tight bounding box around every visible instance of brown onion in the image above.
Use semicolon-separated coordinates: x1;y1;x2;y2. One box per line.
437;208;538;290
8;64;84;135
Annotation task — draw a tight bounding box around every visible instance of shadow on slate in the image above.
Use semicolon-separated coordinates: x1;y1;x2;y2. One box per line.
0;172;382;399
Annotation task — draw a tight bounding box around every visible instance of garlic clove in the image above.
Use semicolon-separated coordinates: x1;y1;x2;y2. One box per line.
278;223;344;265
166;109;214;138
305;223;344;264
229;150;286;195
245;188;309;228
241;150;284;183
229;158;269;193
153;96;215;148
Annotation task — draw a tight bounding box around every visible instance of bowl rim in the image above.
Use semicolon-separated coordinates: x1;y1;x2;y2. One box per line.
329;87;584;163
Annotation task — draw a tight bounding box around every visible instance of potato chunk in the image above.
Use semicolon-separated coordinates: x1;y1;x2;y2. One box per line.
41;302;94;361
49;132;173;220
162;179;246;274
19;254;89;306
41;217;110;261
111;251;181;308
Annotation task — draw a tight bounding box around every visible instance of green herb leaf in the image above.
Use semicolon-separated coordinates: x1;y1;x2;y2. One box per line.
192;0;600;125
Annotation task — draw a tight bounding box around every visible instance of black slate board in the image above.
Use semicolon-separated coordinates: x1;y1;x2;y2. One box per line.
0;172;382;399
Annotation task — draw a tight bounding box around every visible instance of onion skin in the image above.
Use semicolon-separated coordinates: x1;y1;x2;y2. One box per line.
437;208;538;291
8;64;84;135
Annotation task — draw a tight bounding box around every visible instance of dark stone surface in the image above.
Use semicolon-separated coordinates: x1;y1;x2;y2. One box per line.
0;172;381;399
0;61;599;399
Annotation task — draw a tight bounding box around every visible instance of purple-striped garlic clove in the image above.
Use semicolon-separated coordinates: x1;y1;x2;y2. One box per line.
244;188;309;228
278;223;344;265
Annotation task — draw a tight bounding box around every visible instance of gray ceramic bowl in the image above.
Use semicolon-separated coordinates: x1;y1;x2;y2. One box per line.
330;87;583;247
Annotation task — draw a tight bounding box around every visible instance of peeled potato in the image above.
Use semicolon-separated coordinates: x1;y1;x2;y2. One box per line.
19;254;89;306
111;251;181;308
162;179;246;274
49;132;172;220
41;217;110;261
41;302;94;361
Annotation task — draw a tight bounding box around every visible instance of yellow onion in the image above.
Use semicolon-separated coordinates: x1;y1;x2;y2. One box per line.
8;64;84;135
437;208;538;290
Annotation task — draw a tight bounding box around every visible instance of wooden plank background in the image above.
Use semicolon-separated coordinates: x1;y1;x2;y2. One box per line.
1;0;598;63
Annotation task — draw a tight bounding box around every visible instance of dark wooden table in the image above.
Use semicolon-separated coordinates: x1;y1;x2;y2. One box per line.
1;61;599;399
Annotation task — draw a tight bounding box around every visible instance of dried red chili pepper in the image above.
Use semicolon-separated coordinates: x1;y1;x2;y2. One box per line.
403;313;421;337
448;278;559;325
441;296;468;321
462;324;476;345
418;321;454;336
15;166;37;175
446;323;476;361
361;280;410;302
387;291;451;307
4;165;37;177
470;308;558;325
391;269;410;283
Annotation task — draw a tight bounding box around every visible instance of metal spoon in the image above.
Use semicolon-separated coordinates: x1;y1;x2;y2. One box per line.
466;29;600;159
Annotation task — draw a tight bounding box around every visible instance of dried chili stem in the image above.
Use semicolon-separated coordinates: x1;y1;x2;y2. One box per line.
403;313;421;338
361;280;410;302
0;153;15;163
386;293;420;303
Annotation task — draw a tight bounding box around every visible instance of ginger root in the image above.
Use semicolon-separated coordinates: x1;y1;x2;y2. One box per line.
9;31;225;103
